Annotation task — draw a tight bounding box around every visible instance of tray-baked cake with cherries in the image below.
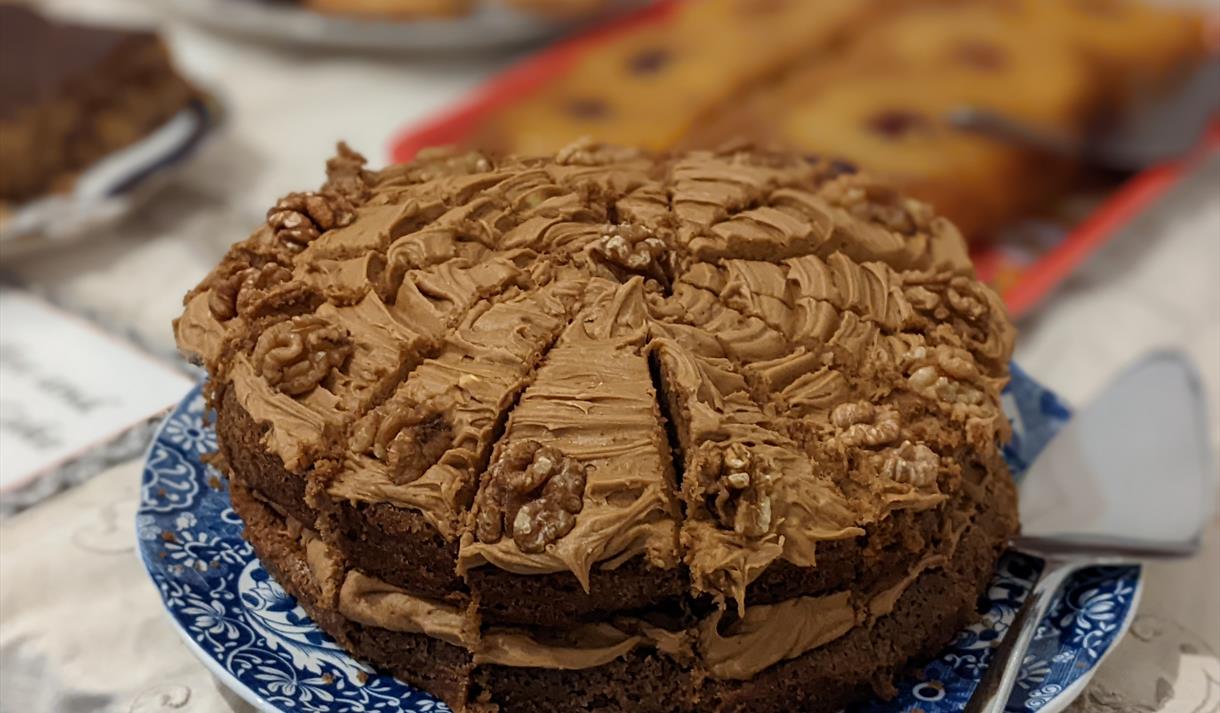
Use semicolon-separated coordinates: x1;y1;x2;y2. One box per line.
467;0;1205;239
175;141;1019;712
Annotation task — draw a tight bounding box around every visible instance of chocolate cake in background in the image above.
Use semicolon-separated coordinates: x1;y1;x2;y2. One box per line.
0;4;197;205
175;139;1019;712
467;0;1207;239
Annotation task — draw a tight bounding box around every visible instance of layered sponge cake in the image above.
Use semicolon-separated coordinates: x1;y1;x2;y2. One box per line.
175;141;1019;712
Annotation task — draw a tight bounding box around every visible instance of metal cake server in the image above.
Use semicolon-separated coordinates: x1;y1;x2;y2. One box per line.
950;58;1220;171
965;351;1218;713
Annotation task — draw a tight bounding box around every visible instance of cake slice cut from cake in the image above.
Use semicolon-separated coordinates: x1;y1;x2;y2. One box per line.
211;248;533;523
459;278;682;603
647;321;862;613
321;274;588;596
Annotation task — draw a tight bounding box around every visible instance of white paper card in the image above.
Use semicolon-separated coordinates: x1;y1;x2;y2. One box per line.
0;286;193;492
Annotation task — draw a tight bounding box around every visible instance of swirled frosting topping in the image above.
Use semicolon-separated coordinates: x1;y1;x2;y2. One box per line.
175;140;1015;614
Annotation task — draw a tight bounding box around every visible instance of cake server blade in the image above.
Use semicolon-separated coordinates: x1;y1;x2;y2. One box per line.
967;351;1217;713
1015;350;1217;556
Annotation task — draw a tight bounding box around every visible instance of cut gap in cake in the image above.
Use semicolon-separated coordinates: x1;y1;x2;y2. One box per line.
319;274;590;597
648;347;687;492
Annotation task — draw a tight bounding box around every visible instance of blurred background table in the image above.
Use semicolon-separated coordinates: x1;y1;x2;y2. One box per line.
1;1;1217;711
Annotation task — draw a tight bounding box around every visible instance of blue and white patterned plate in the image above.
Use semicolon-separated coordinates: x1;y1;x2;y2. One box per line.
136;367;1142;713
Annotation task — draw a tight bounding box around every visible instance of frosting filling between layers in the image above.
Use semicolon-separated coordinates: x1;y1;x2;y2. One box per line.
329;534;965;678
696;591;857;680
339;570;470;647
287;472;975;680
476;626;648;670
697;517;970;680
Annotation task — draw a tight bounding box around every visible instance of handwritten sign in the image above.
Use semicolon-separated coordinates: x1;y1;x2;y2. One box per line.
0;286;193;493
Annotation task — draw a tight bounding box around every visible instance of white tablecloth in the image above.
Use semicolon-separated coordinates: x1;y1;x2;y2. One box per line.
2;1;1218;711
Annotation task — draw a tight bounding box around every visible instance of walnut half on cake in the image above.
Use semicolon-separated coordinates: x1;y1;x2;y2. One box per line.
174;141;1018;713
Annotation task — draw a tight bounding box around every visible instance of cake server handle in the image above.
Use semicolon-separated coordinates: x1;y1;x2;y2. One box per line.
963;555;1082;713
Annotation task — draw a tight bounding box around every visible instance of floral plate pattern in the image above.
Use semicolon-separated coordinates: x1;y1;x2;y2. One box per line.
136;367;1141;713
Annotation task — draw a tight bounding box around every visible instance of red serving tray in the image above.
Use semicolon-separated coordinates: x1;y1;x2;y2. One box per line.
389;0;1220;320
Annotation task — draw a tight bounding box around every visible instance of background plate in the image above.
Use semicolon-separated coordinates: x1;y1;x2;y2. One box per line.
163;0;647;53
0;97;221;257
136;368;1142;713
